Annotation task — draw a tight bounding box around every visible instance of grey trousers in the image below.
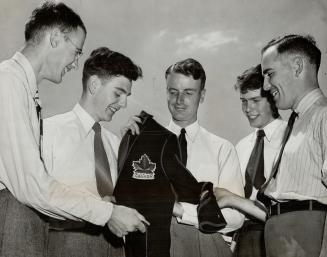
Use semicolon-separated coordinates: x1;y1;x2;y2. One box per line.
0;189;48;257
265;210;326;257
47;228;125;257
170;217;232;257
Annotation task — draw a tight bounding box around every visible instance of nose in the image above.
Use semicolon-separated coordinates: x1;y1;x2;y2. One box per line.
263;76;271;91
176;93;185;104
118;95;127;108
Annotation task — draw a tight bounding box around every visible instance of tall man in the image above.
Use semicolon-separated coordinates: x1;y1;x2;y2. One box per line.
261;34;327;257
0;3;146;257
234;64;286;257
43;47;142;257
165;58;244;257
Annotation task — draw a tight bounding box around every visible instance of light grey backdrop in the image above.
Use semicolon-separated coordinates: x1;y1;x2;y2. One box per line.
1;0;326;144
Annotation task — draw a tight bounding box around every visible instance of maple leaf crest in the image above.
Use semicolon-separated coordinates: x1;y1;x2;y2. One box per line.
132;154;156;180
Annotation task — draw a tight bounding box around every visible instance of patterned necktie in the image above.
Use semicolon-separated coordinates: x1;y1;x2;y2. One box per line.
178;128;188;166
244;129;266;198
257;111;298;205
93;122;113;197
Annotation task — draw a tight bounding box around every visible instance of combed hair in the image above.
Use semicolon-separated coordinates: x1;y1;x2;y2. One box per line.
235;64;279;119
82;47;142;89
165;58;206;90
25;1;86;41
261;34;321;72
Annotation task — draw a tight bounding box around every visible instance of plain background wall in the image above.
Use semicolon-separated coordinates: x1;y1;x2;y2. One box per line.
0;0;326;144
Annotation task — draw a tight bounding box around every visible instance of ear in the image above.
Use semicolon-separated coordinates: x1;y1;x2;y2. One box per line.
292;56;304;78
49;28;62;49
200;88;206;103
88;75;101;95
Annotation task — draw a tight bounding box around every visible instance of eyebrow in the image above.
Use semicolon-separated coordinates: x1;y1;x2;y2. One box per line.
240;96;262;100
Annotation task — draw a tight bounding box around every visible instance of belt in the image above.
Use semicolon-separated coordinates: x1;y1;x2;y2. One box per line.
269;200;327;216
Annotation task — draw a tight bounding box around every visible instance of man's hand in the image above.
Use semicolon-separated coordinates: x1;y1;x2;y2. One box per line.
107;204;150;237
172;202;184;218
120;116;142;136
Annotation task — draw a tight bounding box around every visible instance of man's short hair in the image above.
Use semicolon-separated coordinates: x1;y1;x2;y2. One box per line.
25;1;86;42
82;47;143;90
235;64;279;119
165;58;206;90
261;34;321;72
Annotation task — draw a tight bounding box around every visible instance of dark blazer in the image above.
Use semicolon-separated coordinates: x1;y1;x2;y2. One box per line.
114;111;226;257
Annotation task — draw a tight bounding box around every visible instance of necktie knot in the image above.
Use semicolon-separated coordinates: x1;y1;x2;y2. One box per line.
93;122;101;134
180;128;186;136
288;111;298;126
257;129;265;139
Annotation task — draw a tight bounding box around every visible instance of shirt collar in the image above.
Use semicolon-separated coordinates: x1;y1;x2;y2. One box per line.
167;119;200;142
252;118;283;143
73;103;96;135
12;52;37;97
294;88;324;116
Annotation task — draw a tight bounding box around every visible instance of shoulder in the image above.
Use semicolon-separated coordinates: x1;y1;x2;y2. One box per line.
199;126;235;150
43;111;77;135
235;132;253;152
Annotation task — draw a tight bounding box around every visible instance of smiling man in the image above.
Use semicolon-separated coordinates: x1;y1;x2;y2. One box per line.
260;34;327;257
164;58;244;257
43;47;145;257
0;3;147;256
234;64;286;257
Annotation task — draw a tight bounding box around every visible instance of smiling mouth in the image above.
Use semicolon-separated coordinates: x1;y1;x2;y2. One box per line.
271;88;279;97
107;105;119;113
247;115;258;120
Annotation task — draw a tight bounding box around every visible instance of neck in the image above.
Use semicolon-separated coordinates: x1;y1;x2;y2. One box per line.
79;95;99;122
172;118;196;128
21;43;44;84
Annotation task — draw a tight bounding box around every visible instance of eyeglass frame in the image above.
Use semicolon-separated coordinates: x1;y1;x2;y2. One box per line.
64;34;83;60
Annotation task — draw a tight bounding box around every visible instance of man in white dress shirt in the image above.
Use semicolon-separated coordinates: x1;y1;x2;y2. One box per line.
261;34;327;257
43;47;147;257
124;58;245;256
0;3;147;257
234;64;286;257
164;58;244;257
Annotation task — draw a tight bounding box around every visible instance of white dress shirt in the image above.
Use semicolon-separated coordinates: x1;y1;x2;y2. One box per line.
167;120;244;234
0;52;113;225
43;104;120;198
265;89;327;203
236;118;287;200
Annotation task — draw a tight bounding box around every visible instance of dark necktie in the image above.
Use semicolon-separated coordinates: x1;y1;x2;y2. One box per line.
34;91;43;156
244;129;266;198
257;111;298;205
178;128;187;166
93;122;113;197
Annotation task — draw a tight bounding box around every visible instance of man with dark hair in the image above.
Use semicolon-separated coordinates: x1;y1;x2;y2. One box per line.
43;47;144;257
234;64;286;257
0;3;146;257
261;34;327;257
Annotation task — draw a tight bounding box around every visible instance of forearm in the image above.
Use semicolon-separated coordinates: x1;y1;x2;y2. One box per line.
215;188;266;221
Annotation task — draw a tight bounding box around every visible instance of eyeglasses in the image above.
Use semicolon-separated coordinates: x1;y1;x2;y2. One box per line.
65;35;83;60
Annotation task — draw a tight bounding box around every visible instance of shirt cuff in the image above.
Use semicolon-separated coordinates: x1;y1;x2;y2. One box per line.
176;202;199;227
89;201;114;226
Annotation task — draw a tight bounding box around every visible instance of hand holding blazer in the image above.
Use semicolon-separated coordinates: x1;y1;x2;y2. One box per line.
114;111;226;257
